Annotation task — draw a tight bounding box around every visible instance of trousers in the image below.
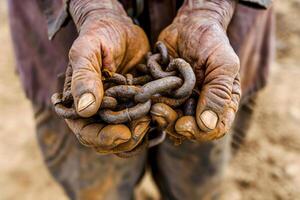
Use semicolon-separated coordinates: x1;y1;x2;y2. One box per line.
34;95;256;200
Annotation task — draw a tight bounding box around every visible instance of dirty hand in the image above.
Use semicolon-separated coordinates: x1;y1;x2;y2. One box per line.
65;116;151;154
158;0;241;141
62;0;150;154
69;0;149;118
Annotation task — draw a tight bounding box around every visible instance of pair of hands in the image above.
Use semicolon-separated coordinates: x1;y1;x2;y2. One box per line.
65;0;241;153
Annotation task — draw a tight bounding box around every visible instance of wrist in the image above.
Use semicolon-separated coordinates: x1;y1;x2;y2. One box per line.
177;0;237;30
69;0;131;31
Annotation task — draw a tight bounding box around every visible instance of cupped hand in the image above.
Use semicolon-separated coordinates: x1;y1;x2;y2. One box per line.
56;0;151;155
158;0;241;141
65;116;151;154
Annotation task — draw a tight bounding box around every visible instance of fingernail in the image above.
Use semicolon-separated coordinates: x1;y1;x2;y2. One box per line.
78;93;95;112
200;110;218;130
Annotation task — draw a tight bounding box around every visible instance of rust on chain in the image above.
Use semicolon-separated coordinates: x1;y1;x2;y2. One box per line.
100;96;118;109
52;93;119;119
125;74;134;85
151;95;189;107
104;73;127;85
166;58;196;99
52;64;78;119
132;75;152;85
155;41;169;65
135;76;183;103
147;54;176;79
105;85;141;99
51;93;80;119
99;100;151;124
105;73;152;86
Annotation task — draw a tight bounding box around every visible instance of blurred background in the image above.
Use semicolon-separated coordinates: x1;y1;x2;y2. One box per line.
0;1;300;200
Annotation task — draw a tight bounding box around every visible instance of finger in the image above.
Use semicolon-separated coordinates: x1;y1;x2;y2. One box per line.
177;75;241;142
114;116;151;157
65;119;131;150
196;44;240;134
221;74;242;133
97;124;132;149
175;116;206;141
231;74;242;113
175;116;222;142
69;34;106;118
65;118;104;147
96;116;151;154
114;116;151;152
150;103;178;130
130;116;151;142
150;103;186;142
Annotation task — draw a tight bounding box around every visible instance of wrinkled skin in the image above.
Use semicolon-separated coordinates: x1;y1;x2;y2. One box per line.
150;103;185;144
69;0;150;117
158;0;241;141
64;0;150;152
65;116;151;154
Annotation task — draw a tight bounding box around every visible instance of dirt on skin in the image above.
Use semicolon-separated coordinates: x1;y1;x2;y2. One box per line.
0;1;299;200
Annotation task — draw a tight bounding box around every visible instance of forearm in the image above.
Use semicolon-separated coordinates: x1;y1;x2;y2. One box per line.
69;0;131;31
177;0;238;29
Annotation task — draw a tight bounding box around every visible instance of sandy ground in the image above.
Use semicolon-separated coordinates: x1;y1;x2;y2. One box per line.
0;1;300;200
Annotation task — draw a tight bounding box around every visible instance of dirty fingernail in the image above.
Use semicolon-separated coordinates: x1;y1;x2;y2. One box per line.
77;93;96;117
200;110;218;130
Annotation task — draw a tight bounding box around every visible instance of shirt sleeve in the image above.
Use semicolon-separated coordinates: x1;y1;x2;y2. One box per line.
37;0;70;40
239;0;272;9
40;0;272;40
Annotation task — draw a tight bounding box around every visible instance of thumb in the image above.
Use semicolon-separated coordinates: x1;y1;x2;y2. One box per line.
69;35;105;117
196;45;240;133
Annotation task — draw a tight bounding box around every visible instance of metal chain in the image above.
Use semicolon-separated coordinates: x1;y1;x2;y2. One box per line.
52;42;196;123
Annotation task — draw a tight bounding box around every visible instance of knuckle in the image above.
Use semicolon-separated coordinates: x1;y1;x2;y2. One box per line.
210;86;232;102
69;45;79;61
69;35;99;64
230;53;240;72
69;39;89;62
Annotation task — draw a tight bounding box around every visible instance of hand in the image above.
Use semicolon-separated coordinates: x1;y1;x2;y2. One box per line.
58;0;150;154
69;0;150;117
65;116;151;154
158;0;241;141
